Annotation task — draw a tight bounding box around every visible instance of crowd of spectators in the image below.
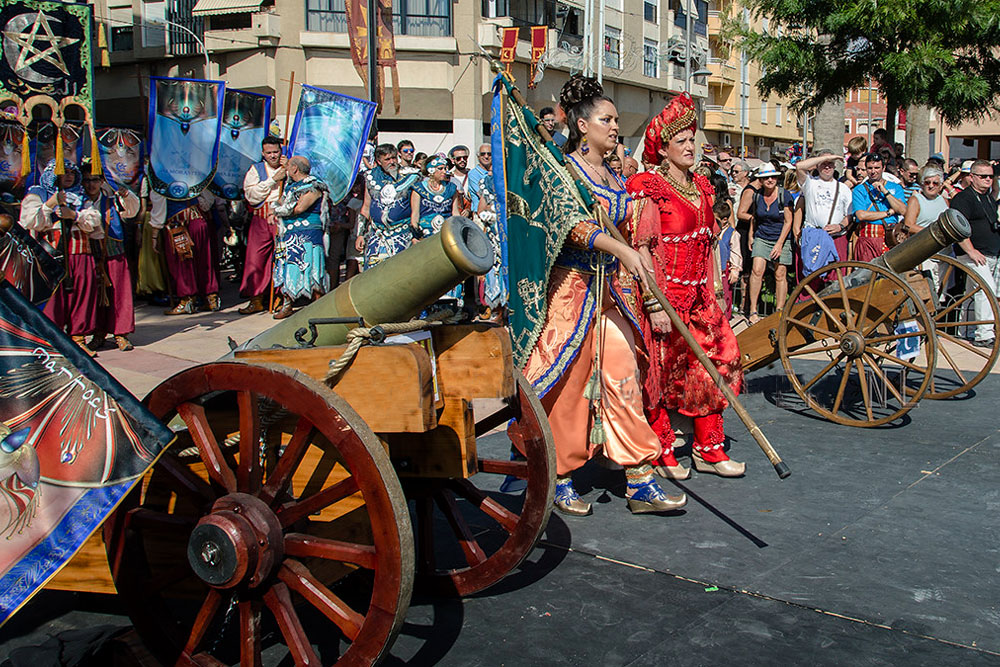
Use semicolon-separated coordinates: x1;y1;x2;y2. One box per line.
701;131;1000;346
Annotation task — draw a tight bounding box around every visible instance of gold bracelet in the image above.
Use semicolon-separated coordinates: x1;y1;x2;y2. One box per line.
646;303;664;313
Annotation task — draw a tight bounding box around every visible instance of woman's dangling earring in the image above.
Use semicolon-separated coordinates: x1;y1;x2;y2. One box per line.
580;134;589;155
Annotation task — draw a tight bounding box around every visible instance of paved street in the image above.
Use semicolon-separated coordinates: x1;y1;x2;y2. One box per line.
2;280;1000;665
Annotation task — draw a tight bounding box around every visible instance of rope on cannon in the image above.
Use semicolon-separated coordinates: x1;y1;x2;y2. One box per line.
173;309;459;458
324;309;459;386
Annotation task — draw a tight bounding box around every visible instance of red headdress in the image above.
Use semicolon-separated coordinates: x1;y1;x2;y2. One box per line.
642;92;697;166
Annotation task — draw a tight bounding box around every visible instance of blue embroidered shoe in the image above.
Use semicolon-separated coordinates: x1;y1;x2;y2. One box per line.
499;448;528;493
626;478;687;514
554;476;592;516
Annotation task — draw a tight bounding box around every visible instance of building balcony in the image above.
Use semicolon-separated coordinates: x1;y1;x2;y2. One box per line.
707;10;723;36
204;12;280;51
704;104;737;129
708;57;735;87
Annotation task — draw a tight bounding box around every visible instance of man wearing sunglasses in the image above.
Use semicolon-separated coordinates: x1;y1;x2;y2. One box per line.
899;158;921;202
447;145;472;217
397;139;415;168
951;159;1000;347
466;143;492;211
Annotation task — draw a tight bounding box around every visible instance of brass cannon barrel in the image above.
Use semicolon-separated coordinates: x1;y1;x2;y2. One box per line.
875;208;971;273
239;216;494;350
819;208;971;296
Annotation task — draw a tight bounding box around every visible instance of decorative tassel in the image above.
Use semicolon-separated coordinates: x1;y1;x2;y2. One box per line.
582;368;601;401
20;126;29;179
54;127;64;175
97;24;110;68
589;415;607;446
89;123;102;176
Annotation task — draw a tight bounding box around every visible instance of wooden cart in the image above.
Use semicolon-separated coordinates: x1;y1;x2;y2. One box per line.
46;323;555;666
737;249;1000;427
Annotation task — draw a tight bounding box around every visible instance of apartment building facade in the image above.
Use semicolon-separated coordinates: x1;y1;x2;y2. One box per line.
702;0;809;162
91;0;721;156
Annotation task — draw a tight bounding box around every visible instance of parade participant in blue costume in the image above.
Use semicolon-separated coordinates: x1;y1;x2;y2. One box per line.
522;75;686;517
79;161;140;352
476;172;506;316
149;187;220;315
411;154;465;306
410;155;461;237
358;143;420;268
19;159;104;355
271;156;330;319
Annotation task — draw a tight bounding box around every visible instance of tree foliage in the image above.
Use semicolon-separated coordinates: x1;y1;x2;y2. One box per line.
725;0;1000;137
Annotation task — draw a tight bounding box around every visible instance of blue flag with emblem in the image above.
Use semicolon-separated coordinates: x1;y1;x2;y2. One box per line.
211;89;272;200
147;76;225;200
287;85;376;205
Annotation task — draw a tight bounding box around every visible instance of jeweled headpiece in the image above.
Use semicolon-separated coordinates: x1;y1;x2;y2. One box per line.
643;93;697;165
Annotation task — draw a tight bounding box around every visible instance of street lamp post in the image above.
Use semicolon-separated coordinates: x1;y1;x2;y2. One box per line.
147;17;211;76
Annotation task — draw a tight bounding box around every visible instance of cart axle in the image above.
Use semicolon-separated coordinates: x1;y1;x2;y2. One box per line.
186;493;283;589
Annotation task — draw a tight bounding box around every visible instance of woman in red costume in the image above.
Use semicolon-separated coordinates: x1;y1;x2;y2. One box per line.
626;94;745;478
522;75;686;516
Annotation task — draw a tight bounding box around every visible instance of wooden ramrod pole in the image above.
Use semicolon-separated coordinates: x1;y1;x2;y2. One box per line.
502;74;790;479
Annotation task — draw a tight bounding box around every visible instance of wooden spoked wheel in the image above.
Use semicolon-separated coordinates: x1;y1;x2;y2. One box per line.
778;262;937;427
920;254;1000;398
105;361;413;666
406;374;555;597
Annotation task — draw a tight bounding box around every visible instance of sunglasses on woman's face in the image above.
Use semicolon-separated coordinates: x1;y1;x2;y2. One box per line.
923;179;942;186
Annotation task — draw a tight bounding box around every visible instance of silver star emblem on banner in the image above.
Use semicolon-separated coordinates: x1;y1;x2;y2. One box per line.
3;12;79;77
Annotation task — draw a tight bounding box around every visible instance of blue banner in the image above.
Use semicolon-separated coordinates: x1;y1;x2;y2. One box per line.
0;282;174;626
210;89;272;200
287;85;376;205
490;75;509;304
147;76;225;200
95;127;144;194
0;121;25;190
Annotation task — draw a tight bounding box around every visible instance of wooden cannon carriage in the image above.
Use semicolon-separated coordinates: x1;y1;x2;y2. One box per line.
43;218;556;665
736;210;1000;427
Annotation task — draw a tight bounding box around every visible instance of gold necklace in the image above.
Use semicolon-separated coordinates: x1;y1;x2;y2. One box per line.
577;153;610;187
659;166;699;200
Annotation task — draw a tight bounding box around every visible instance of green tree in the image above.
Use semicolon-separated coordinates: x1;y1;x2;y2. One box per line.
726;0;1000;143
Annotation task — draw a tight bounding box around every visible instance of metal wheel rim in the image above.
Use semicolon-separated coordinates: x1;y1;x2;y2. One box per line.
778;261;938;427
921;254;1000;399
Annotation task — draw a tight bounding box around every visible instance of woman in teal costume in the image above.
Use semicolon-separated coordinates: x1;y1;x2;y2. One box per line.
272;156;329;318
410;155;461;237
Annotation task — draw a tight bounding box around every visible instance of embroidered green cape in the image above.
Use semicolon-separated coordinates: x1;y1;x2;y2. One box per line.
494;79;593;367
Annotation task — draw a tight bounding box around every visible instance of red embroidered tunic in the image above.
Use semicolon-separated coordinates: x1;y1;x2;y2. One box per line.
626;170;743;439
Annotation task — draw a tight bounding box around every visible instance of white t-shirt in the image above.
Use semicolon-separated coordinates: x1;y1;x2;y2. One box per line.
802;176;853;230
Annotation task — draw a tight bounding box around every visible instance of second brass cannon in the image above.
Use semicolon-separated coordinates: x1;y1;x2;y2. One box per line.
736;209;1000;427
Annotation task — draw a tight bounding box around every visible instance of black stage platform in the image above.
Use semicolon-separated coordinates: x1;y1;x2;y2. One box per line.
3;367;1000;666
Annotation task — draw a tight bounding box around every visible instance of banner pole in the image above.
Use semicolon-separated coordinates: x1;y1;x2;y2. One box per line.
367;0;378;109
283;71;296;143
273;71;296;313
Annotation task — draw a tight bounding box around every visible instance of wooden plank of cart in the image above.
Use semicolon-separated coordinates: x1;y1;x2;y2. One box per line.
43;217;556;666
735;209;1000;427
